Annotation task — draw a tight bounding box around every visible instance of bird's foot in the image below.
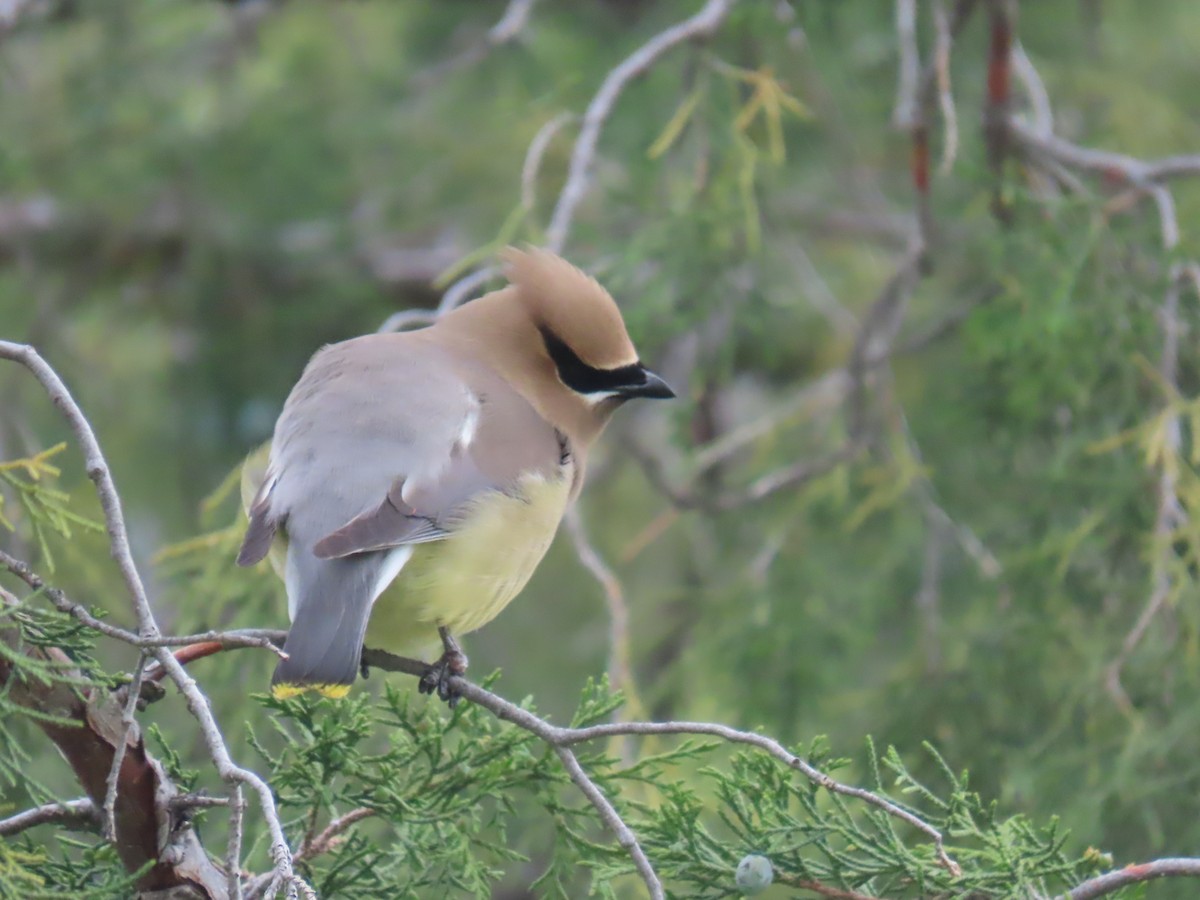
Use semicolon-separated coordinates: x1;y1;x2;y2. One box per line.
418;627;468;708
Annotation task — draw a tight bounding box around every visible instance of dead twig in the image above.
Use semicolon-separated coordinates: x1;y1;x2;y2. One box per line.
0;798;98;836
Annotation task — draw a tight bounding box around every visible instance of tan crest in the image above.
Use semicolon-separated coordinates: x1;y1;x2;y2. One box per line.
501;247;639;370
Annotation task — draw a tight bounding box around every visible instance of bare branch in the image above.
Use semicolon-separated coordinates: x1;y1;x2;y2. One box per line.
414;0;538;87
297;807;376;864
564;507;640;723
544;0;737;253
150;626;967;891
487;0;538;45
375;308;438;334
632;434;861;513
932;0;959;173
521;111;575;213
0;798;97;836
792;241;859;337
1011;40;1052;135
1010;118;1200;183
1;547;286;657
168;792;232;812
228;786;246;900
101;652;147;843
555;744;665;899
776;873;879;900
1067;858;1200;900
437;265;499;314
892;0;920;130
0;588;227;894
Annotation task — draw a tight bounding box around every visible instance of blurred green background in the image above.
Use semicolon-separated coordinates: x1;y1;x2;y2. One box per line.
3;0;1200;894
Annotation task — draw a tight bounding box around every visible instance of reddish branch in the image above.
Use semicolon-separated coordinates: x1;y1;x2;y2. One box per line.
297;808;377;863
984;0;1014;219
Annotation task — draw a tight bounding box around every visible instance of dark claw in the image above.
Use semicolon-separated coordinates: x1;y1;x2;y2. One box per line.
418;627;469;708
360;658;371;680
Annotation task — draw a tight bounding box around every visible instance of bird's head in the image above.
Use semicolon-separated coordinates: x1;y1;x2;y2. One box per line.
502;247;675;413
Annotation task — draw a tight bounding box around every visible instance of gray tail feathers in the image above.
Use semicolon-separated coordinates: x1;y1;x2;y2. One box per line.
271;550;383;699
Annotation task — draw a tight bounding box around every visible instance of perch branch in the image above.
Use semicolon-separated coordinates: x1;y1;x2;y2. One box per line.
358;648;962;881
156;639;960;891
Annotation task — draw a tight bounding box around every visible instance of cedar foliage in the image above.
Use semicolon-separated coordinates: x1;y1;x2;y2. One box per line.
2;1;1200;897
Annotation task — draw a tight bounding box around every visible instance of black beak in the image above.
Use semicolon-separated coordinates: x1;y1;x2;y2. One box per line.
621;367;675;400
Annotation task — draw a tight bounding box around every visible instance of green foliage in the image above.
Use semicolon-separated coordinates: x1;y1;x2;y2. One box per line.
3;838;146;899
0;446;103;573
0;597;106;793
237;679;1111;898
4;0;1200;896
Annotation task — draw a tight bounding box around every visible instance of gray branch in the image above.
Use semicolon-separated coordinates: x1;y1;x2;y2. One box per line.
0;798;97;836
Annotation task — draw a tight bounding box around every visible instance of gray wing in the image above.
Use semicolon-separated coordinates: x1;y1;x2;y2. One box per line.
240;331;563;565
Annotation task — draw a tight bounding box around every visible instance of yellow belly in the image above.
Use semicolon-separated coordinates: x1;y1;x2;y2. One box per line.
363;473;570;658
241;444;570;662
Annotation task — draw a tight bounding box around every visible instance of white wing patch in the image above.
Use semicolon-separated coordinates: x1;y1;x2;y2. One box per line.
371;545;415;605
284;551;301;621
456;392;481;450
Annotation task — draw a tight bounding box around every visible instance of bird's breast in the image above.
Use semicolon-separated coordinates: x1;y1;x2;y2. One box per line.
364;467;573;653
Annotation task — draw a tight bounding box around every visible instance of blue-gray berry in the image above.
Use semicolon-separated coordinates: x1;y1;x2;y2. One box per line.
735;854;773;895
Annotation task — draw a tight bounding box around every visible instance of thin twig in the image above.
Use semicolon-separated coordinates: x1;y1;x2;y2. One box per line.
0;531;284;655
228;785;246;900
555;745;665;899
776;873;879;900
298;807;376;863
413;0;538;87
0;798;97;836
792;241;859;337
1067;858;1200;900
167;793;231;812
892;0;920;130
437;265;498;314
375;308;437;334
1012;95;1194;711
544;0;737;253
161;640;962;886
632;437;861;512
1011;40;1052;135
1010;118;1200;183
243;807;379;899
564;507;636;711
101;652;147;843
521;111;576;213
932;0;959;173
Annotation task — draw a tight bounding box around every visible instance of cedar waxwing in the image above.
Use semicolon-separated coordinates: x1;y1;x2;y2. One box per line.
237;248;674;701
